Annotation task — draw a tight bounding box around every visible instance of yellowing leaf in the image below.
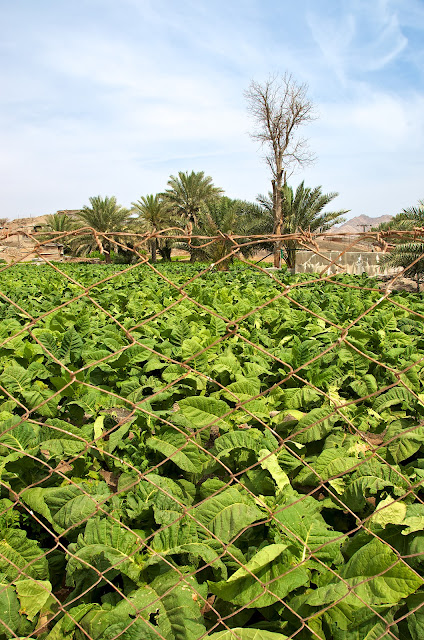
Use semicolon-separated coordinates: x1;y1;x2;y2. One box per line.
15;579;52;621
371;497;407;528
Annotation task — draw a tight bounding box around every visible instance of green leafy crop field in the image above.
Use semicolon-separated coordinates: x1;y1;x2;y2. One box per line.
1;263;424;639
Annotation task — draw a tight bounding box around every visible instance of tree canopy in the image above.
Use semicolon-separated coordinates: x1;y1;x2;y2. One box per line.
257;181;348;268
378;199;424;291
245;73;316;266
74;196;132;263
162;170;223;226
131;194;173;262
186;197;263;269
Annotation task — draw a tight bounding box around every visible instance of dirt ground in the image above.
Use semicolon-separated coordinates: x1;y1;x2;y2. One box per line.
376;274;421;293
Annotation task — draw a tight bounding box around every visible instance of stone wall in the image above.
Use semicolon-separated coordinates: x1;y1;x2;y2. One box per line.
294;251;399;276
0;236;63;263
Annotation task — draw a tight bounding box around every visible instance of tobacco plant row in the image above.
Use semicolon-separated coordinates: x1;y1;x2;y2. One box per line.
0;263;424;639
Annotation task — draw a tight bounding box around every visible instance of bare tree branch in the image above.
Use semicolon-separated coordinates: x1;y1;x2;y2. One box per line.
245;72;317;267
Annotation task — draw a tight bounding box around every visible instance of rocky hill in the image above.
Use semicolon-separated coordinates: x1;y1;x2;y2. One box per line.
329;214;393;235
0;215;48;231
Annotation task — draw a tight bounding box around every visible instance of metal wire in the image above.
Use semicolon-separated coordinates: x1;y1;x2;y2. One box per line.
0;227;423;639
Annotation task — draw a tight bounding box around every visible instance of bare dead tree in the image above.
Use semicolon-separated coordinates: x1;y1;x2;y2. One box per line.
245;73;316;267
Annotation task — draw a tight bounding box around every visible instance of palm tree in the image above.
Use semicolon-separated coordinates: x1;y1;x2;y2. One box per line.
162;171;224;226
74;196;131;263
375;200;424;233
40;212;77;254
378;199;424;291
43;212;76;233
188;197;262;269
257;181;348;270
131;194;173;262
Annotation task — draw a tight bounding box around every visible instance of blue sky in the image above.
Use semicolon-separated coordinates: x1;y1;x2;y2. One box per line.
1;0;423;220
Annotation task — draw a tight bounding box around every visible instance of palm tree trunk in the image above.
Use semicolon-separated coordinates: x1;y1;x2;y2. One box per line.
285;242;296;270
104;244;111;263
150;239;157;263
272;180;281;268
159;244;172;261
272;166;285;268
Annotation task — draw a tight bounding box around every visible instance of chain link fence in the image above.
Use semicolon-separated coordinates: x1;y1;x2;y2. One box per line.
1;227;424;640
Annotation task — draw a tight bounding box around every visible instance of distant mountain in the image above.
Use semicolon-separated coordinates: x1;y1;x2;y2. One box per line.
329;214;393;234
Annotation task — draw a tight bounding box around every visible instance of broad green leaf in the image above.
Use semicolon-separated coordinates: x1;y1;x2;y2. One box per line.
0;365;32;394
39;420;86;459
146;429;205;473
295;447;359;486
349;374;378;398
337;346;369;377
45;603;101;640
0;581;20;636
34;329;60;359
102;620;163;640
258;449;290;492
370;497;407;528
59;327;83;363
273;496;345;565
214;430;265;458
45;483;110;531
15;579;52;621
178;396;230;429
328;603;399;639
402;517;424;536
21;385;60;418
151;515;227;578
162;364;186;382
93;415;105;440
50;589;162;640
170;318;191;347
308;538;423;608
123;473;188;521
273;409;305;423
67;518;143;585
181;336;204;360
291;407;338;444
152;539;227;579
105;419;134;453
144;357;168;372
282;386;321;410
0;419;39;452
210;544;309;608
0;530;49;581
400;504;424;536
224;378;261;402
383;421;424;463
22;483;110;533
373;386;416;413
150;571;207;640
243;361;270;378
21;487;65;534
407;592;424;640
343;459;409;512
209;315;227;337
194;484;264;543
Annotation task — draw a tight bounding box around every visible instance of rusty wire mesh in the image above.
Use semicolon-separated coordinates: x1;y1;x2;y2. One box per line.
1;227;424;640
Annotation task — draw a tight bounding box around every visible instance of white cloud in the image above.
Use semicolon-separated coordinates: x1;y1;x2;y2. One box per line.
0;0;423;223
315;90;424;155
306;0;408;81
301;87;424;218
